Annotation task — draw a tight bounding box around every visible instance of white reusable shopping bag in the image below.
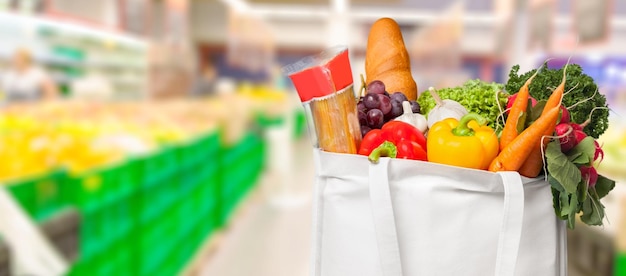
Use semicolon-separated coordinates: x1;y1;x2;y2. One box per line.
311;149;567;276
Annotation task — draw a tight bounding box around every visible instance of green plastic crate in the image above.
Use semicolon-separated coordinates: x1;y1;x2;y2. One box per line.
178;165;200;196
66;252;98;276
221;133;259;168
77;199;133;262
6;170;66;221
66;163;122;212
178;193;196;237
138;219;164;275
196;168;219;233
98;260;116;276
158;258;180;276
219;141;265;224
618;253;626;276
108;237;135;275
294;109;307;138
137;171;180;225
110;195;134;242
138;203;180;276
179;131;218;170
79;207;106;259
117;158;143;199
7;178;35;216
256;112;285;128
76;251;103;276
142;146;179;187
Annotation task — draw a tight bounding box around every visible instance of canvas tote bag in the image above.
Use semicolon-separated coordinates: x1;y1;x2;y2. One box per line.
311;149;567;276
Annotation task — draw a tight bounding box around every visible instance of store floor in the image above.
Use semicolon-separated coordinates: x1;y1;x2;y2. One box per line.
197;138;314;276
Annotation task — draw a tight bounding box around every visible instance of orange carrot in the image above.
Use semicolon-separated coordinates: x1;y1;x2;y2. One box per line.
489;105;561;172
499;69;540;151
518;65;569;177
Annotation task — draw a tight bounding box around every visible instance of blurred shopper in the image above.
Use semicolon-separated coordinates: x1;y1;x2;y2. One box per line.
191;57;218;97
2;48;58;102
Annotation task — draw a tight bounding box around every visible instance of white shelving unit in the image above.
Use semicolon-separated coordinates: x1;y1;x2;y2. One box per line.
0;12;149;99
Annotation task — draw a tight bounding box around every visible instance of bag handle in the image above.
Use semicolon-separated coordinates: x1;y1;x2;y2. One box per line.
368;162;525;276
494;171;525;276
369;158;403;276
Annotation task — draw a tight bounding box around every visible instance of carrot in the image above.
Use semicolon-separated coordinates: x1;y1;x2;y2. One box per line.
489;105;562;172
499;69;540;151
518;64;569;177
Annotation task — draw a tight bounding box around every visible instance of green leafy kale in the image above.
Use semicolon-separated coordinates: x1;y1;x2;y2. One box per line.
417;79;509;131
505;64;609;138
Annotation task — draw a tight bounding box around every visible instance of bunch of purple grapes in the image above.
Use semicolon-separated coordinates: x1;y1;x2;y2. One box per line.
358;80;421;137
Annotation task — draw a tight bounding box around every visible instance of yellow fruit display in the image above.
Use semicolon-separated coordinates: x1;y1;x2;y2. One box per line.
0;84;280;182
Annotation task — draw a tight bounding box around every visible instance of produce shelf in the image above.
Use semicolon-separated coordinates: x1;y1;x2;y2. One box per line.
4;126;266;276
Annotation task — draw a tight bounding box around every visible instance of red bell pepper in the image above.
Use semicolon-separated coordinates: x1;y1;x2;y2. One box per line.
357;129;390;156
382;121;427;151
359;121;427;162
395;139;427;160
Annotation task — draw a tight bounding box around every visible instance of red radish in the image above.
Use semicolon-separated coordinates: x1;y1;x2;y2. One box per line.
580;166;598;187
574;130;587;144
572;123;583;131
559;105;570;124
506;93;537;114
594;140;604;162
555;123;576;152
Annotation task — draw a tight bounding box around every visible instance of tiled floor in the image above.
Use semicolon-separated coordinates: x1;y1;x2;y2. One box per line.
198;139;314;276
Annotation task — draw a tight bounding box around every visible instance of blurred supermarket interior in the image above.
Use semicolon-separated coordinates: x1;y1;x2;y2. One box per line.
0;0;625;275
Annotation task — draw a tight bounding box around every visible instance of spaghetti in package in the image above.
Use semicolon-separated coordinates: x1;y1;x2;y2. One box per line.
284;46;362;153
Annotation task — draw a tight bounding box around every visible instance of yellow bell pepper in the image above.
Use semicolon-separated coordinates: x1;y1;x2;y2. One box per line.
427;113;499;170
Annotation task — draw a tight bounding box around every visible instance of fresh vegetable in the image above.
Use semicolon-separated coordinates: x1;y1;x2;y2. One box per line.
394;101;427;133
489;104;561;172
358;121;427;162
368;141;397;162
559;105;570;124
555;123;576;152
505;64;609;138
574;130;587;144
417;79;508;131
395;139;428;160
517;66;567;177
546;137;615;228
358;129;391;156
507;93;537;114
424;87;468;128
500;69;539;151
427;113;498;170
382;121;427;151
593;140;603;162
580;166;598;187
368;139;427;163
365;18;418;100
